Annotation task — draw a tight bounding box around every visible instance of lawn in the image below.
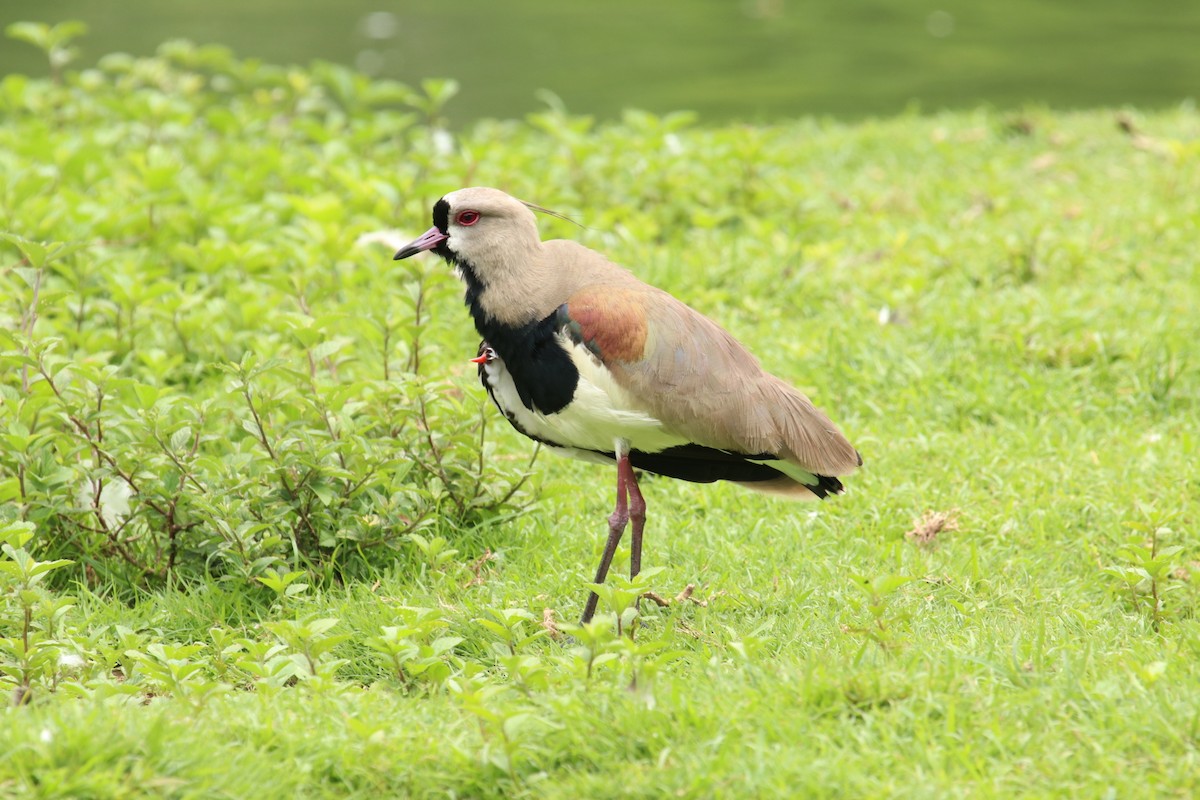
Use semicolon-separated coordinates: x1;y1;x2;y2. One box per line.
2;26;1199;799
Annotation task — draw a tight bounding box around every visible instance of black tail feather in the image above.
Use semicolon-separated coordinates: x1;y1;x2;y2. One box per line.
628;444;841;497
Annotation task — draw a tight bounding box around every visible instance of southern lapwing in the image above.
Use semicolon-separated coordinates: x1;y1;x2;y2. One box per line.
394;188;861;623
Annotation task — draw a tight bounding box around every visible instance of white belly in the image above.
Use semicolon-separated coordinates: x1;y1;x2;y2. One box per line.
484;334;688;456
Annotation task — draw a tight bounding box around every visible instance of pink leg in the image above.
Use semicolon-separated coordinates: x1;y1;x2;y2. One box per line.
580;455;630;623
627;462;646;580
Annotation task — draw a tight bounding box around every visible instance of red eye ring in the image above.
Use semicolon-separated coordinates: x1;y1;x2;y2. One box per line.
457;210;480;226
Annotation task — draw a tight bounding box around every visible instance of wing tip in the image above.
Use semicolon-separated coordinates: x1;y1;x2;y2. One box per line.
809;473;845;499
734;473;845;500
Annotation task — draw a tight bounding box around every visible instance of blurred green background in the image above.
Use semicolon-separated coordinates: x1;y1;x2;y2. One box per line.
2;0;1197;124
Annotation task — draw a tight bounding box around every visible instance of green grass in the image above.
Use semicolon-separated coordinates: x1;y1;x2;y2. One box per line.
2;29;1200;799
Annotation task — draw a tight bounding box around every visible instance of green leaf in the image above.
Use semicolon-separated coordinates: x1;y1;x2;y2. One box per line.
871;575;917;596
306;618;340;637
475;619;511;639
5;22;49;49
429;636;463;655
169;426;193;452
13;266;41;288
310;481;338;507
29;558;74;578
309;338;349;364
0;520;36;549
130;383;159;409
48;20;88;45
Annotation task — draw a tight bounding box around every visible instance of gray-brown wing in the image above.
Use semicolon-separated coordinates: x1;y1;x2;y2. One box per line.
562;283;861;477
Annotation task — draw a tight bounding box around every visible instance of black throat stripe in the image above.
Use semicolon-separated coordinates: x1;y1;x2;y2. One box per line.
446;250;579;416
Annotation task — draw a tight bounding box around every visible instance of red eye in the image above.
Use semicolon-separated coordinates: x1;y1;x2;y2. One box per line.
457;210;480;226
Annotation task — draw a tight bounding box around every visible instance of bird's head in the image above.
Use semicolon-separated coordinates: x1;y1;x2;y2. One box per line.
393;187;541;283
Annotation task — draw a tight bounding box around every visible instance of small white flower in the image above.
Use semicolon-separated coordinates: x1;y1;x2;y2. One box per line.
360;11;399;40
432;128;455;156
355;230;409;250
75;479;133;528
926;10;955;37
355;49;384;76
40;729;53;744
58;652;86;669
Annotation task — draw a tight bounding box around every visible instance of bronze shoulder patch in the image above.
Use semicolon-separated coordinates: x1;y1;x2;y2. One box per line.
558;288;648;364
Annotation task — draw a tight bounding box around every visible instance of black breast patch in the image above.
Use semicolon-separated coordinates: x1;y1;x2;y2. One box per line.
486;313;578;414
462;280;579;415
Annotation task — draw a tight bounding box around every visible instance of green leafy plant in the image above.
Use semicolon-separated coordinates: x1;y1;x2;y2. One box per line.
264;615;351;685
448;672;555;780
586;566;666;637
1102;518;1184;629
557;617;621;681
5;21;88;83
0;25;539;593
475;607;545;657
1;189;535;595
843;573;917;654
0;519;75;704
364;606;462;689
256;568;310;611
228;636;295;693
124;641;229;707
408;532;461;573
